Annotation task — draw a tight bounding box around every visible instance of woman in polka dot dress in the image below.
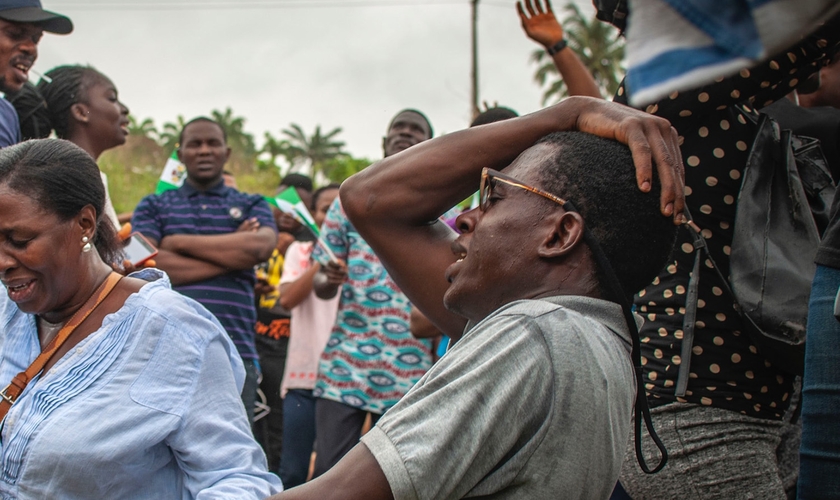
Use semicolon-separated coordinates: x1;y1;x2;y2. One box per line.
616;18;840;500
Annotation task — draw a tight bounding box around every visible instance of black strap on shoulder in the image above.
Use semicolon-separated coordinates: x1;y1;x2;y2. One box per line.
565;201;668;474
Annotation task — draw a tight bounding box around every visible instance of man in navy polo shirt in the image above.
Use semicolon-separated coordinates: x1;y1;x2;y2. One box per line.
0;0;73;147
132;117;278;422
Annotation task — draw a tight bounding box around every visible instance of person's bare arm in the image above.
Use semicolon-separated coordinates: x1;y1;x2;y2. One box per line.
159;225;277;270
268;444;392;500
410;306;443;339
341;97;684;337
139;236;228;286
518;0;602;98
279;262;321;310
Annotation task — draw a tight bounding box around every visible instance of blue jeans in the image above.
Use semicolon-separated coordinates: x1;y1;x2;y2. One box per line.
798;264;840;499
278;389;317;488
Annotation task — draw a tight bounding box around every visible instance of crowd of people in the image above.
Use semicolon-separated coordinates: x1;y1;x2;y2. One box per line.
0;0;839;499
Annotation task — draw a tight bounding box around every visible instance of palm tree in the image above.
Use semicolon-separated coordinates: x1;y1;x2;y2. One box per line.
158;115;187;155
211;107;258;173
127;116;158;141
211;107;257;158
531;2;625;103
281;123;347;179
320;155;372;183
260;132;302;173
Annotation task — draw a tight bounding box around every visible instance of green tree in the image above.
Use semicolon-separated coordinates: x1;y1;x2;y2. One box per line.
281;123;348;179
210;107;258;174
320;155;373;183
158;115;187;156
531;2;625;103
127;116;158;141
259;132;302;173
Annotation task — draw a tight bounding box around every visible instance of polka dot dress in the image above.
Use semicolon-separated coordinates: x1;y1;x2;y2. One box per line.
615;36;837;419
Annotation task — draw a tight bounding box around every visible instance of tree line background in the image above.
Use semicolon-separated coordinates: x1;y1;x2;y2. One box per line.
102;3;623;215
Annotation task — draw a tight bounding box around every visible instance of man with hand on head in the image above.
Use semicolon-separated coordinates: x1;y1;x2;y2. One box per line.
308;109;437;478
131;117;278;424
0;0;72;147
270;97;684;499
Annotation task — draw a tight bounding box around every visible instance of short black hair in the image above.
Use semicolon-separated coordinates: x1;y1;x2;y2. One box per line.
388;109;433;138
179;117;227;147
280;173;313;192
311;183;341;210
0;139;121;265
470;106;518;127
534;131;676;299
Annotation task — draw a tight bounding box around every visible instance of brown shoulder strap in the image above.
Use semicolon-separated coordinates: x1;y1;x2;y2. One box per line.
0;272;123;422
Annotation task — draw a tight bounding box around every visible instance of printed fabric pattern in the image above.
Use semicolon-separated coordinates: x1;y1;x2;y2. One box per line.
312;199;432;414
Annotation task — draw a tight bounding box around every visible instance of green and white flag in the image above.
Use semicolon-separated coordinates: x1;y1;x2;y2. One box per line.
265;187;339;263
155;151;187;194
267;186;320;237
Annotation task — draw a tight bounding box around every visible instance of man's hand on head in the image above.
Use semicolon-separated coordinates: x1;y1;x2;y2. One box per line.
569;97;686;224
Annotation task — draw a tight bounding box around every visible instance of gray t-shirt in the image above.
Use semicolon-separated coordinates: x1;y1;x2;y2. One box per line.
362;295;636;500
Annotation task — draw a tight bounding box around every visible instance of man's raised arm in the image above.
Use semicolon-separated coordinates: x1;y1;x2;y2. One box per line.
341;97;685;338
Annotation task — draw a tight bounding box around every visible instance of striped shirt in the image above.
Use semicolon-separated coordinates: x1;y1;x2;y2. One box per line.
132;181;276;360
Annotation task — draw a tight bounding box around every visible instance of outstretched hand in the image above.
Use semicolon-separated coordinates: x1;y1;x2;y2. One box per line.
517;0;565;48
570;97;686;223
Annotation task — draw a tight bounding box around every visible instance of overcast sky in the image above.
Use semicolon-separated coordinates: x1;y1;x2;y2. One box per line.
35;0;596;162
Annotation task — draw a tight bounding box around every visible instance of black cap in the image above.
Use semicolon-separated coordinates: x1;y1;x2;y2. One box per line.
0;0;73;35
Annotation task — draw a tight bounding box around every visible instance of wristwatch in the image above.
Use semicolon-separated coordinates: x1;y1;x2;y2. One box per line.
547;39;568;56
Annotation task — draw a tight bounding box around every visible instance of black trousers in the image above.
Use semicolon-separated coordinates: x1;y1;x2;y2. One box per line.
311;397;381;478
253;333;289;474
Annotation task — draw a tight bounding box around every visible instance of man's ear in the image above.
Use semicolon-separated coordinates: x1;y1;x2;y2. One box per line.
70;102;90;124
224;146;232;163
381;136;386;155
537;211;585;259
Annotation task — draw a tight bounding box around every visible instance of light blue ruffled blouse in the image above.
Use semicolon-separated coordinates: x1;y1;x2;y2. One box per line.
0;269;282;499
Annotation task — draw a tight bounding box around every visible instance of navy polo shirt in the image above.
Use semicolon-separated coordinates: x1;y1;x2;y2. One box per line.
132;180;277;361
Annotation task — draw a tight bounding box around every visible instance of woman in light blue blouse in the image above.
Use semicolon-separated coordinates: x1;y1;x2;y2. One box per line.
0;139;282;499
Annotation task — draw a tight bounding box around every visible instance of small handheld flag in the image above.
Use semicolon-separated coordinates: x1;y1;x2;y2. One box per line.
156;151;186;194
265;187;340;264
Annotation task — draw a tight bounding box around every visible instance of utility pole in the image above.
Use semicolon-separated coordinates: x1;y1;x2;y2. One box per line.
470;0;479;121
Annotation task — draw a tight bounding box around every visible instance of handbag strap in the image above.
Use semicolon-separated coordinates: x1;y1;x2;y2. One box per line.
0;272;123;421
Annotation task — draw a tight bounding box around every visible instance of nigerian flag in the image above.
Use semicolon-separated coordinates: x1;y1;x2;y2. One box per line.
266;186;320;237
155;151;186;194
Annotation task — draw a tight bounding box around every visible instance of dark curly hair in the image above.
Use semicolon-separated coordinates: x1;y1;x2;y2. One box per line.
534;131;677;300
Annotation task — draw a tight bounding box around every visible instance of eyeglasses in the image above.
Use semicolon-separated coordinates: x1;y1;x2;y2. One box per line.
479;167;566;212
